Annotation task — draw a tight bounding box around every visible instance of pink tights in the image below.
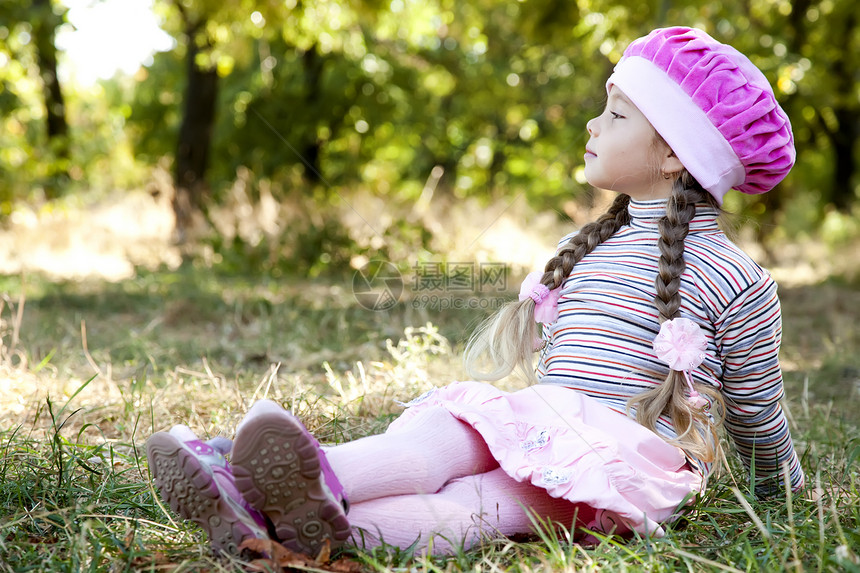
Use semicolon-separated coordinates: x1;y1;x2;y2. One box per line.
323;407;580;553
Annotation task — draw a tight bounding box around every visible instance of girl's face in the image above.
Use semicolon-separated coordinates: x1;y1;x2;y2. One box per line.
584;86;678;200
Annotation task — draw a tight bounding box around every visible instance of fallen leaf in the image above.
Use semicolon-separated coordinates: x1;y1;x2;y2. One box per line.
315;539;331;563
246;558;282;573
239;538;319;569
327;557;364;572
239;538;364;572
239;538;292;562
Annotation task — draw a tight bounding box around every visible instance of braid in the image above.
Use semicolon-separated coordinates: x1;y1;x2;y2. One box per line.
654;187;697;321
628;179;725;464
464;194;631;383
542;194;631;289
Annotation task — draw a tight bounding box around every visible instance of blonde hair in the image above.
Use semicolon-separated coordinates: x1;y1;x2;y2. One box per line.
464;177;724;464
464;193;631;382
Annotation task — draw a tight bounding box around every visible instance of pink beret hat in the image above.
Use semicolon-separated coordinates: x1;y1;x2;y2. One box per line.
606;27;795;204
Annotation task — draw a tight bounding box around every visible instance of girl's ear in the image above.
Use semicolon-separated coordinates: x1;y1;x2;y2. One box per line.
661;150;684;178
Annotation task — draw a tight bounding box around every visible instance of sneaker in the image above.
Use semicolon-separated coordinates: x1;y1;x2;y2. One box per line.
146;426;271;556
231;405;350;556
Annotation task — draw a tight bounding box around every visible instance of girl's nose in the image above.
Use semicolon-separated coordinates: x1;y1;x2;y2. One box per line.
586;117;598;135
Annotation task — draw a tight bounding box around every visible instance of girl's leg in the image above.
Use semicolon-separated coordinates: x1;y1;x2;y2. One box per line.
230;400;498;555
324;405;499;503
236;400;498;504
347;467;583;555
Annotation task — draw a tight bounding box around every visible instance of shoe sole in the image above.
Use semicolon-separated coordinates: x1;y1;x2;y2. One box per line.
146;432;260;556
231;412;351;556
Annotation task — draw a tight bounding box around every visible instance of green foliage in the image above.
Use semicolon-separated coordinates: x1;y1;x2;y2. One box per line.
128;0;860;253
2;0;860;257
0;15;53;208
0;0;152;212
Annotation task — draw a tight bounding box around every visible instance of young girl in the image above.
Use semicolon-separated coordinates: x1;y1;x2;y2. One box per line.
146;26;805;558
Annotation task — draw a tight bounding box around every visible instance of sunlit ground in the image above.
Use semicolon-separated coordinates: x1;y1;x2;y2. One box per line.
0;185;574;283
1;185;857;286
0;188;179;282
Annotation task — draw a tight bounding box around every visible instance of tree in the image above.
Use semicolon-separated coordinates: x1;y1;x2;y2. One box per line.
149;0;387;239
729;0;860;214
0;0;69;198
31;0;69;160
170;0;220;241
803;2;860;212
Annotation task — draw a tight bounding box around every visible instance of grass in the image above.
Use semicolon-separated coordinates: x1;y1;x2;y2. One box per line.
1;266;859;572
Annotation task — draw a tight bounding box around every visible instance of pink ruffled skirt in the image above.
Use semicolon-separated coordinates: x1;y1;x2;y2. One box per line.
389;381;702;537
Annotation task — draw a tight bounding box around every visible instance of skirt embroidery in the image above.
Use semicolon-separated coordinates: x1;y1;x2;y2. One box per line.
520;429;550;452
541;466;574;486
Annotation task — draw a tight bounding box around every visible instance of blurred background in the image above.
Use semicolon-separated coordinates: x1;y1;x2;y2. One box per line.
0;0;858;283
3;5;860;567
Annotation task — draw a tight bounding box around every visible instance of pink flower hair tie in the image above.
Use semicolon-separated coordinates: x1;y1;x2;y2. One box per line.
653;317;710;410
518;271;562;324
529;283;551;303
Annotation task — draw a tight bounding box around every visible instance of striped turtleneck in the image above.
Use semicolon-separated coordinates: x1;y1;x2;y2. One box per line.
537;198;804;492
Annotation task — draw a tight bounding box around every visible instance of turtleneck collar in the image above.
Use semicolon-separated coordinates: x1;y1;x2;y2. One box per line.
627;198;720;232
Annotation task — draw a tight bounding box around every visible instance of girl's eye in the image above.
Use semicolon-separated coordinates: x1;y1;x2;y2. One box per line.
610;111;624;120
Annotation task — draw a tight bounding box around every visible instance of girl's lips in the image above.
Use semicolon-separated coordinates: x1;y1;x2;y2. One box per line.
584;149;597;159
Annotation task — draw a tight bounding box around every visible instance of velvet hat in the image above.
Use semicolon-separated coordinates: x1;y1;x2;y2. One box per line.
606;27;795;203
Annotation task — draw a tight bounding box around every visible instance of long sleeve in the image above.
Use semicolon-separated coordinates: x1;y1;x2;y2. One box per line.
537;200;806;493
715;275;805;494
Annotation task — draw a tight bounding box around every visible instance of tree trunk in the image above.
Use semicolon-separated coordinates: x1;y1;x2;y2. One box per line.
32;0;68;197
301;45;324;184
828;9;859;212
173;25;219;241
830;106;859;212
